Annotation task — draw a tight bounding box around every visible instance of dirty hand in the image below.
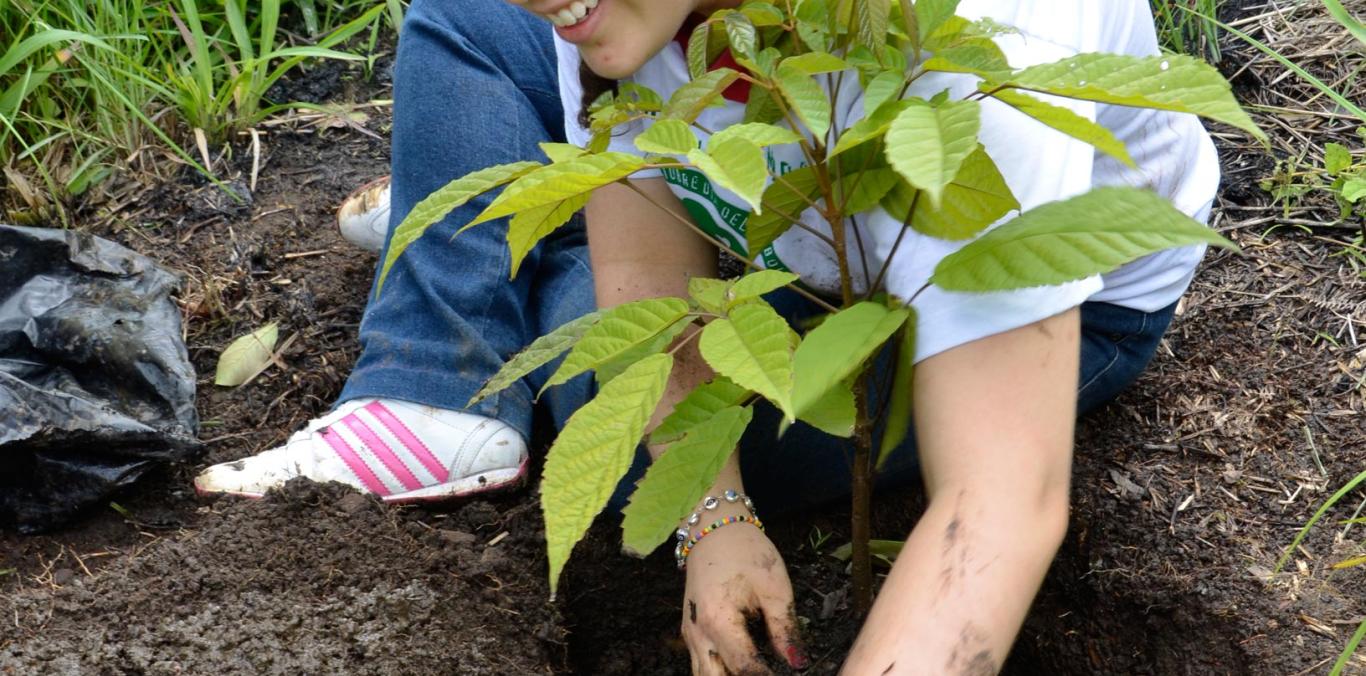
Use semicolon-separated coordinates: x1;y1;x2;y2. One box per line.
681;523;809;675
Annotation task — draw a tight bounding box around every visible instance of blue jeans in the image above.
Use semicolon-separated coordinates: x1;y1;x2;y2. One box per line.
341;0;1179;515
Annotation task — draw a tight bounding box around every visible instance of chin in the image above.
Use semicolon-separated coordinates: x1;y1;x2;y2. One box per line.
583;48;649;80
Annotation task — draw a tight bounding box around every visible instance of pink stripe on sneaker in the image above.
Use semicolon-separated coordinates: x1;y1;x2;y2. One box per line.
364;401;449;482
322;428;389;495
343;415;422;491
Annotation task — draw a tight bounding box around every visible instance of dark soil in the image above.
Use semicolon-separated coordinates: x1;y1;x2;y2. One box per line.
4;4;1366;675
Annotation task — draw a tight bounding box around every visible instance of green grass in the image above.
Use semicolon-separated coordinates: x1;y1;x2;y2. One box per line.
1;0;399;220
1151;0;1224;61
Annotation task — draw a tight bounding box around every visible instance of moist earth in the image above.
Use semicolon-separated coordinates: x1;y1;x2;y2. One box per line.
4;5;1366;674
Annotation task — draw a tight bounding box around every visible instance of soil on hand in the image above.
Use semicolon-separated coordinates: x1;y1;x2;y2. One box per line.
3;4;1365;674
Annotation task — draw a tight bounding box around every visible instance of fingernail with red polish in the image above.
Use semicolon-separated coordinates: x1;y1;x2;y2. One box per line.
786;645;810;670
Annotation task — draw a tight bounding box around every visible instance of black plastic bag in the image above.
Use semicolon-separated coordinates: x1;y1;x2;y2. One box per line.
1;225;198;533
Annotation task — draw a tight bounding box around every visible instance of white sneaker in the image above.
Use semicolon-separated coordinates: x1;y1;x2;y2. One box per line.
194;399;528;502
336;176;391;253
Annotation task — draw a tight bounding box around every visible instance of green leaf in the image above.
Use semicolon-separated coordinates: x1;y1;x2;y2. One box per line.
988;89;1135;168
544;298;691;390
700;303;796;419
1323;0;1366;47
636;119;699;154
1342;177;1366;203
687;20;713;79
543;353;673;595
540;142;587;163
469;153;644;228
665;68;742;122
724;11;758;60
378;161;540;293
651;377;752;445
796;379;856;437
743;84;787;125
743;2;786;26
1324;143;1352;176
932;186;1239;292
215;322;279;386
468;311;602;407
836;167;900;214
921;42;1013;80
621;405;753;556
595;317;693;386
776;63;832;141
885;99;981;207
791;302;908;420
832;99;911;158
853;0;890;53
877;307;916;469
861;70;906;121
898;0;921;56
728;270;800;306
709;123;803;149
782;52;849;75
997;53;1266;142
689;136;768;212
748;166;820;257
882;146;1019;239
507;192;590;277
689;277;733;315
915;0;962;43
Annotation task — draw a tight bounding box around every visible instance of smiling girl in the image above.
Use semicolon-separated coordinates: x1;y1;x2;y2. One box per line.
507;0;1218;674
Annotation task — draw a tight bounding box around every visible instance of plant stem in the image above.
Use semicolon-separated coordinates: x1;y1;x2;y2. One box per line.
849;370;875;614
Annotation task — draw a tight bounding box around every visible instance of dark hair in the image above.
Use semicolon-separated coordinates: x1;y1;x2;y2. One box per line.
578;60;618;129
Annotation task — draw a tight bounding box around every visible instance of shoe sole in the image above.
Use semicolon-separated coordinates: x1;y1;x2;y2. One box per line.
194;456;530;504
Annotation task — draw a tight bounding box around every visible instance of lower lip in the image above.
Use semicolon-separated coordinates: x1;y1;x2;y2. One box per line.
553;1;603;44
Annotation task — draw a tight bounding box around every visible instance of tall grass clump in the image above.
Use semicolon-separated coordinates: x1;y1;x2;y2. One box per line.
0;0;398;220
1151;0;1224;61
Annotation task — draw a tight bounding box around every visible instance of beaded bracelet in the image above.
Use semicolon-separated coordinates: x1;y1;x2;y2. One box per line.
674;514;765;570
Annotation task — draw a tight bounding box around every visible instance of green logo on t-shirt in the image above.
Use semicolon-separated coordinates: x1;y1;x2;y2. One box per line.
660;166;789;271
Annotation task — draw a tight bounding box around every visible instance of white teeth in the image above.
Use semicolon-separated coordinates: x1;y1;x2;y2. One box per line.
543;0;596;28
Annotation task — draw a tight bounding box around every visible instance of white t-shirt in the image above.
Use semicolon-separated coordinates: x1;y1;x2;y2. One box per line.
555;0;1219;363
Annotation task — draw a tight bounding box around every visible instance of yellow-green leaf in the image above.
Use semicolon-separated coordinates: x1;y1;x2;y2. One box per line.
507;192;590;278
666;68;741;122
922;41;1012;80
728;269;800;306
791;302;907;420
700;303;795;419
877;307;916;468
215;322;279;386
636;119;699;154
831;99;911;158
595;317;693;386
782;51;849;75
650;377;752;445
932;186;1239;291
468;153;645;228
689;277;732;315
776;62;832;141
796;378;855;437
544;298;690;390
689;136;768;212
989;89;1135;167
882;146;1019;239
915;0;962;43
885;99;981;207
378;161;540;293
998;53;1266;142
622;405;753;556
468;311;602;407
543;353;673;595
540;142;586;163
709;123;802;149
861;70;905;121
748;166;820;257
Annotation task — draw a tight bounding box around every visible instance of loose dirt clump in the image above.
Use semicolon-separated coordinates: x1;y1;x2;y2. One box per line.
0;481;564;675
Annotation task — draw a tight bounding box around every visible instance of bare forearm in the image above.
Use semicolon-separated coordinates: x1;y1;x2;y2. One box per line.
843;488;1068;675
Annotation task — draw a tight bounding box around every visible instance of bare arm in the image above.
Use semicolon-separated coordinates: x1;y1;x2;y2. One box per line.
588;179;806;675
842;308;1080;675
